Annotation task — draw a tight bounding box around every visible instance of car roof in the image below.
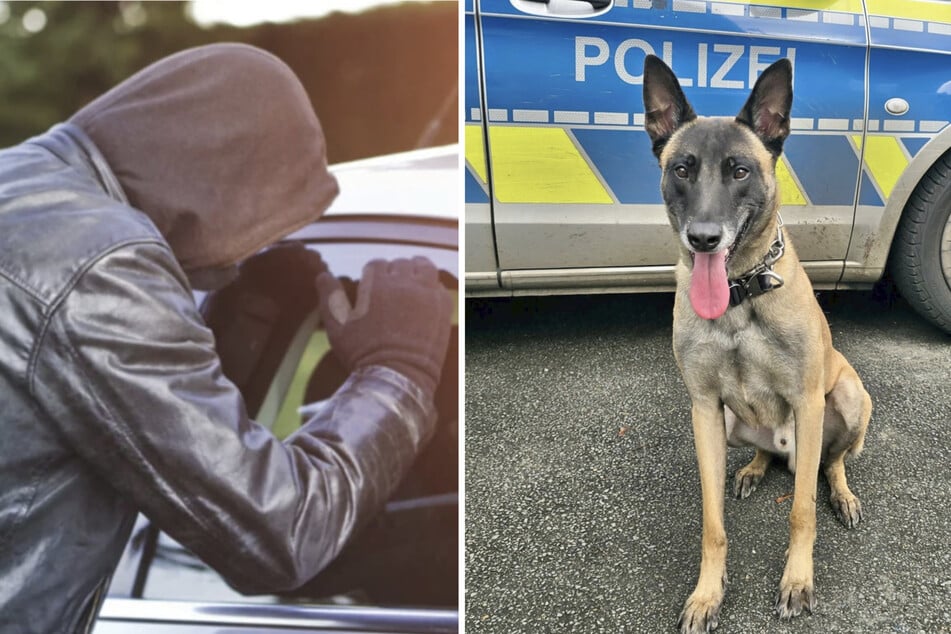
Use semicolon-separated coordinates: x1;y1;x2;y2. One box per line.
325;144;458;221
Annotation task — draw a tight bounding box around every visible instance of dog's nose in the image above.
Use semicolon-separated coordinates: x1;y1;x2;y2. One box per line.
687;222;723;252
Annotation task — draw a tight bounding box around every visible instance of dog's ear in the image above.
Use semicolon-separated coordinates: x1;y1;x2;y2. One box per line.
736;58;793;159
643;55;696;160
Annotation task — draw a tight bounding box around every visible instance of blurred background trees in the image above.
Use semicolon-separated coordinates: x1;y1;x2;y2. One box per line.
0;1;457;162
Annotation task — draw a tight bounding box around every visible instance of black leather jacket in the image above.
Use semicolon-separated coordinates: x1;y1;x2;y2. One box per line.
0;125;436;633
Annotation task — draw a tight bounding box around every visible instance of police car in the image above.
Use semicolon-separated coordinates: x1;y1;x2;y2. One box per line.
464;0;951;333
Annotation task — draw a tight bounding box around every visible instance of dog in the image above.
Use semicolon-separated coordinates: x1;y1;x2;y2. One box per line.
642;55;872;633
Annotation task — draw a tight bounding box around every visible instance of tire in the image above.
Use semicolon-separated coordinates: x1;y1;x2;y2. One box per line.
889;152;951;334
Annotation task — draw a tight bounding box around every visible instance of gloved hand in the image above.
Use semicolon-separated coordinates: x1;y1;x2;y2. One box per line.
316;257;453;396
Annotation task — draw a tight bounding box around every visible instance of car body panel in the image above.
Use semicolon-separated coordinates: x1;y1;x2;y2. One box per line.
465;0;951;297
324;144;458;219
464;0;498;282
845;17;951;284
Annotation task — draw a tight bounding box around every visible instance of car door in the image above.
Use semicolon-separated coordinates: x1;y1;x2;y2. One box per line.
843;0;951;286
469;0;868;294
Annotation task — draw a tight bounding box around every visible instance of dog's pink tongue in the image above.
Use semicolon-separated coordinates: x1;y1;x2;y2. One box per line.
690;251;729;320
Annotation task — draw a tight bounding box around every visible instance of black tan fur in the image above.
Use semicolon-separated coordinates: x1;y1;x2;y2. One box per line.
642;55;872;633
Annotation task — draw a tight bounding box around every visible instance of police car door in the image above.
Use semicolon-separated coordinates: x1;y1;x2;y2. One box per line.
469;0;868;294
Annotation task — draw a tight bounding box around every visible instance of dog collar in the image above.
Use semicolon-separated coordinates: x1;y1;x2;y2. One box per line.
728;216;785;307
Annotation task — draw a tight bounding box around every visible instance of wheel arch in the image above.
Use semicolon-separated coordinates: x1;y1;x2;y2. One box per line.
888;126;951;247
845;126;951;285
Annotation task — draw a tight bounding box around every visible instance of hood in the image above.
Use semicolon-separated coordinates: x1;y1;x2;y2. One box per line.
69;43;338;272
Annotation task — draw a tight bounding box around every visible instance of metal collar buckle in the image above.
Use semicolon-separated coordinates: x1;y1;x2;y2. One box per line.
728;215;786;308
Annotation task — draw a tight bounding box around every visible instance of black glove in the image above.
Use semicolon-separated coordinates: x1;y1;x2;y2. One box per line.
316;257;453;396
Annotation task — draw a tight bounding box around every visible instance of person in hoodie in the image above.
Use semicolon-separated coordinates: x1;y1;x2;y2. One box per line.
0;43;453;633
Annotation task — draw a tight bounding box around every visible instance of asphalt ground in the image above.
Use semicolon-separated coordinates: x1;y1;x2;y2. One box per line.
464;288;951;633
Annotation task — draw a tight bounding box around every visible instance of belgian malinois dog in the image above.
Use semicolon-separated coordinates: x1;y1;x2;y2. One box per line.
642;55;872;632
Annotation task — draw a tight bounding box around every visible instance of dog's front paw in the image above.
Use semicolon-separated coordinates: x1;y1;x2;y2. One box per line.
830;492;863;528
678;591;723;633
774;579;816;619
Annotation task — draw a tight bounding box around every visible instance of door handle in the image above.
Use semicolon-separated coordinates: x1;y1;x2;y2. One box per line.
514;0;612;17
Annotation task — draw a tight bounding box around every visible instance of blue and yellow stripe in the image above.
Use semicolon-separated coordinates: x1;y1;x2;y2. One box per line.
466;120;938;208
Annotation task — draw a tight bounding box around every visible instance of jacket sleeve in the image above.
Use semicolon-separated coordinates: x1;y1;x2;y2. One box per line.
29;240;437;594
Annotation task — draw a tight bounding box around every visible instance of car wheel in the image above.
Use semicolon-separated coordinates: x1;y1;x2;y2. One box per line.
890;151;951;334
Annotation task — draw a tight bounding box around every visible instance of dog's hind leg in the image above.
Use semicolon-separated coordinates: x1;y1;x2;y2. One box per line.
823;358;872;528
825;454;862;528
733;448;772;499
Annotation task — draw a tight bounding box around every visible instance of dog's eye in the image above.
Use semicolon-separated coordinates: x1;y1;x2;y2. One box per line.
674;165;689;179
733;166;750;180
